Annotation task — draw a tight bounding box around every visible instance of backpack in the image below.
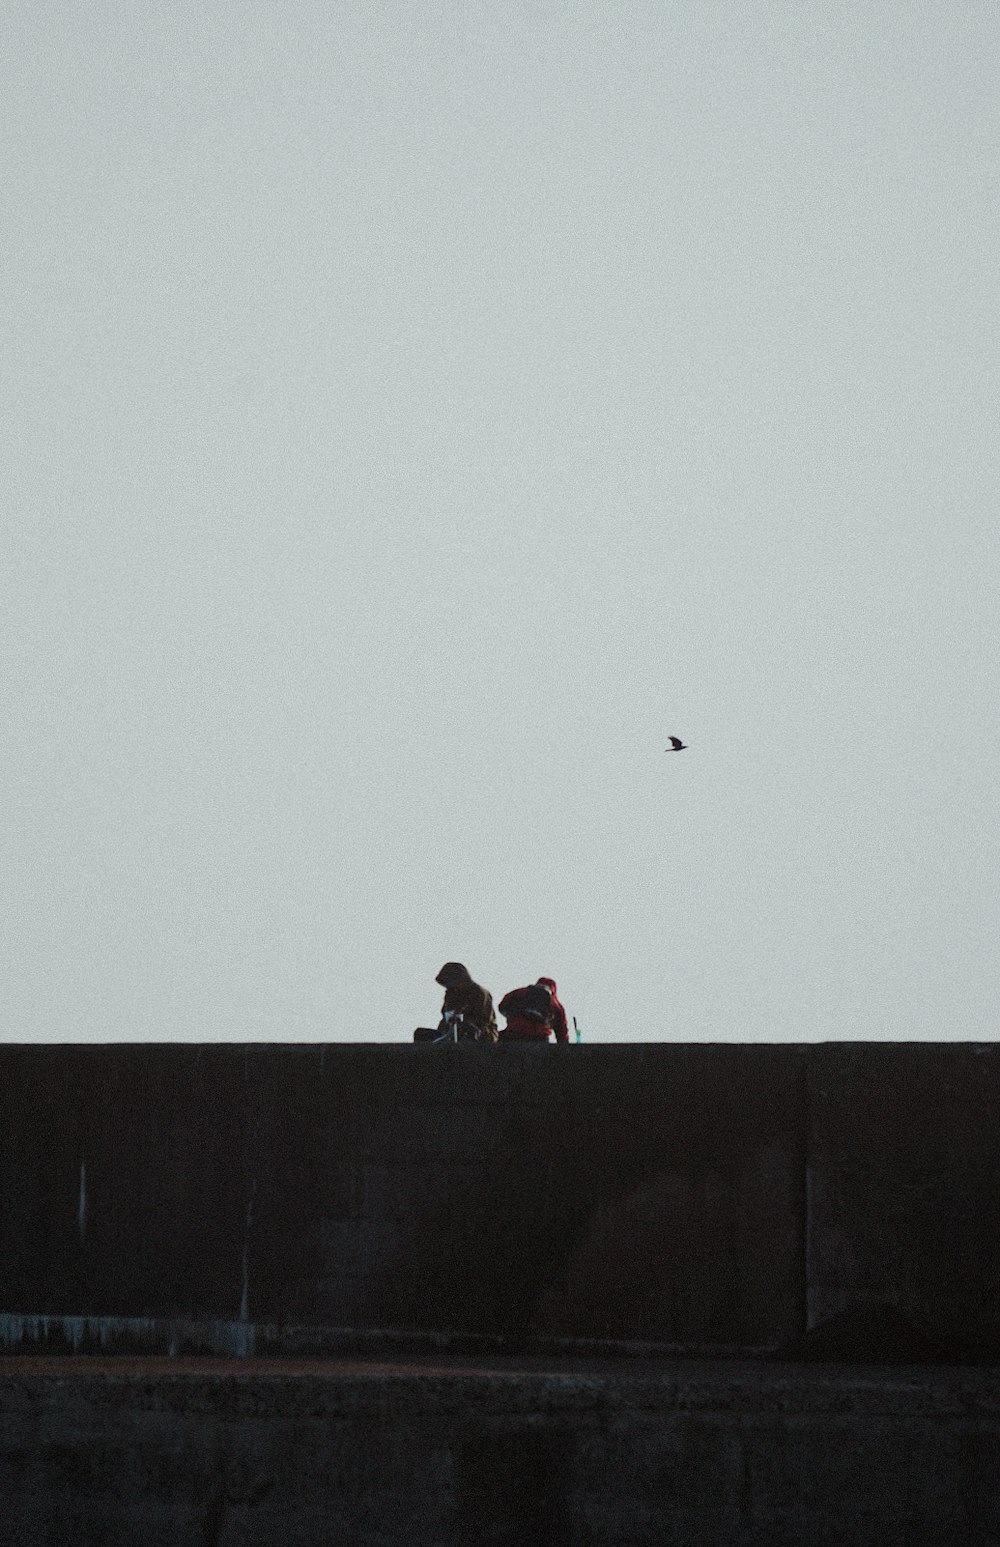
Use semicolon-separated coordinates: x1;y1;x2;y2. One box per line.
503;982;553;1024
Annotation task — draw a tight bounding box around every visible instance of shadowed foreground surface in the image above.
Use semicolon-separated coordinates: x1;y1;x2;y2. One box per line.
2;1354;1000;1545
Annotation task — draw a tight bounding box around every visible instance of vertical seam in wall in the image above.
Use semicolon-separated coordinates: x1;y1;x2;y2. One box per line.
801;1045;811;1337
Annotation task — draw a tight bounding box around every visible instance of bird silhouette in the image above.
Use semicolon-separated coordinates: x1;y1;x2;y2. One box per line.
666;736;688;751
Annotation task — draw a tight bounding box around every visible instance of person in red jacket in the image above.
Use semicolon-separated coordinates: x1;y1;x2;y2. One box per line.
498;976;570;1043
537;977;570;1043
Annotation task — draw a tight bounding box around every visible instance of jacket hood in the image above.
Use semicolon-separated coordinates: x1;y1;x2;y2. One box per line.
436;961;474;988
537;976;558;997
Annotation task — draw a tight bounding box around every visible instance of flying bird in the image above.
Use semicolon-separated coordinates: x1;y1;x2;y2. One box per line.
666;736;688;751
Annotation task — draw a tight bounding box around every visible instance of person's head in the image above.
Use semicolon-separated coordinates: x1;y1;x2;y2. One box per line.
436;962;473;988
537;976;558;997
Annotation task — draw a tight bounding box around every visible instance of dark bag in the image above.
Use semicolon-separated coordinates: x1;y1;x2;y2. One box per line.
502;982;553;1024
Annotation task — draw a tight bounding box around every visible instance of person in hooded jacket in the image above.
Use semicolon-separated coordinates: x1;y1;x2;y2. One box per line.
434;962;498;1042
498;976;570;1043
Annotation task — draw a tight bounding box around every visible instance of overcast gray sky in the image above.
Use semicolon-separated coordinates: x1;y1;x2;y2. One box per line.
4;1;997;1043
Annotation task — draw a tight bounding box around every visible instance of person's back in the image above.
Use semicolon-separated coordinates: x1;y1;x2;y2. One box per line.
434;962;498;1042
498;976;569;1043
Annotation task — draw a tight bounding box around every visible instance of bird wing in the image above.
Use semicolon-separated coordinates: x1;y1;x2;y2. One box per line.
668;736;683;749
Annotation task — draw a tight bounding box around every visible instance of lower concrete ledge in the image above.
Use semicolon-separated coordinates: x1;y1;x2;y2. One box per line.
0;1310;771;1365
1;1356;999;1546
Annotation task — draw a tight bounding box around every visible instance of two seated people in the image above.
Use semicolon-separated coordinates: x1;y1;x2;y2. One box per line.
415;961;570;1044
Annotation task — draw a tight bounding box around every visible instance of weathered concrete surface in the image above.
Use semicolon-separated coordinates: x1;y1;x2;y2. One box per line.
4;1044;1000;1541
0;1044;806;1349
1;1356;999;1546
807;1044;1000;1348
4;1041;1000;1358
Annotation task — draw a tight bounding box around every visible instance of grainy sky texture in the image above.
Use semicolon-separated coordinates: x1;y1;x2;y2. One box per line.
4;2;998;1042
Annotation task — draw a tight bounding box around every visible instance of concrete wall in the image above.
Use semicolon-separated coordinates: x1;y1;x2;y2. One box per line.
806;1043;1000;1348
1;1042;998;1352
2;1360;999;1546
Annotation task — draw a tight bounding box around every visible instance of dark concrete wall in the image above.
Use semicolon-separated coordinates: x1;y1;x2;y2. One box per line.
0;1044;805;1348
806;1043;1000;1348
1;1042;999;1351
2;1360;999;1547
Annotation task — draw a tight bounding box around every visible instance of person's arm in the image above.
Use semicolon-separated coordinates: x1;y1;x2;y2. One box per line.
551;1001;570;1043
